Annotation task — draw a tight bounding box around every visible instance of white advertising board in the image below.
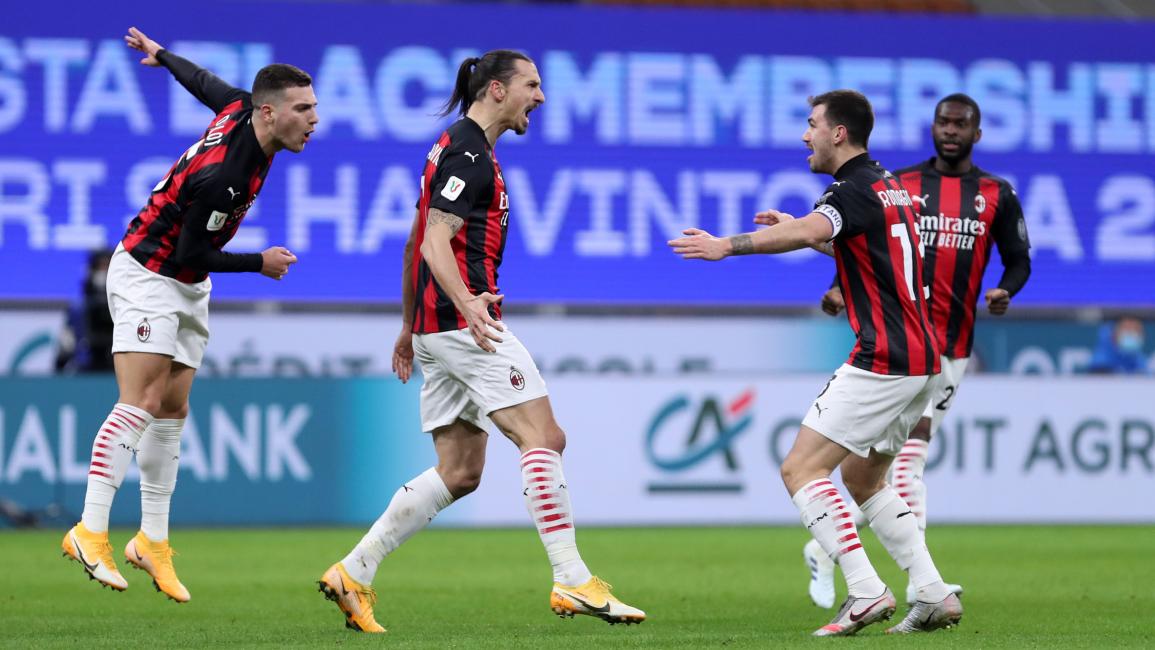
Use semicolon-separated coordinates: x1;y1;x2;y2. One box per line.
436;376;1155;526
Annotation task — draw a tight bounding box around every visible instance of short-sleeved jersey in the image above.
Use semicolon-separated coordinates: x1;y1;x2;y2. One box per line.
813;154;940;376
894;159;1031;359
411;118;510;334
122;50;271;283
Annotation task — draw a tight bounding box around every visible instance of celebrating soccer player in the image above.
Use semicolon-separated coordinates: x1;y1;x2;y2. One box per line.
317;51;645;633
61;27;316;603
669;90;961;635
798;94;1031;609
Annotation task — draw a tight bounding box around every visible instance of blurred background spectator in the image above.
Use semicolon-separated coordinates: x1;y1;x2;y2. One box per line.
54;250;115;374
1087;317;1151;375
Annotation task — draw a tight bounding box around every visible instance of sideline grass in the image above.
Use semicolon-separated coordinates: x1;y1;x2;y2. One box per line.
1;526;1152;648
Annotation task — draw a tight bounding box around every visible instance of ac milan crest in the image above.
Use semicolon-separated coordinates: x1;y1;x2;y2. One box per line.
136;318;151;342
509;366;525;391
974;193;987;215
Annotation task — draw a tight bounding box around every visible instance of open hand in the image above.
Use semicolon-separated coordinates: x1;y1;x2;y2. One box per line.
668;228;729;261
754;209;795;227
392;329;415;383
462;292;505;352
124;27;164;66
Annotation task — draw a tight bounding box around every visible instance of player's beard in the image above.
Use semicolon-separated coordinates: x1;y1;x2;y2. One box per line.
934;138;974;166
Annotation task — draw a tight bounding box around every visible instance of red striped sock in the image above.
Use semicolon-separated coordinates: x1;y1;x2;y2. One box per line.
81;403;153;533
521;448;591;586
792;478;884;598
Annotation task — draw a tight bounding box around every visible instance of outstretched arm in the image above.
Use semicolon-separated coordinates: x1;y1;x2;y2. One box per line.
754;209;835;257
668;212;835;261
125;26;247;113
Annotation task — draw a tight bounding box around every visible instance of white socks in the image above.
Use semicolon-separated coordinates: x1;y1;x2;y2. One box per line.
860;485;950;602
342;451;594;588
138;418;184;542
891;438;930;530
81;404;154;533
521;449;592;587
792;478;885;598
342;467;454;585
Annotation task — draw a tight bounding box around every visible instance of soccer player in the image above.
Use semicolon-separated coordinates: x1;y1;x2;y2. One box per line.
799;93;1031;608
60;27;316;603
317;51;645;633
669;90;961;635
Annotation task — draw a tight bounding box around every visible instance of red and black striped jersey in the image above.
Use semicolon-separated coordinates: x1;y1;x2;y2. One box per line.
411;118;509;334
812;154;940;376
895;159;1031;359
122;50;270;283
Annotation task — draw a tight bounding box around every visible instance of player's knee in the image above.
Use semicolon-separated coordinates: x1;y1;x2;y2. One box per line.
909;418;933;442
542;423;566;454
842;472;884;504
157;400;189;420
508;420;566;453
126;395;163;418
121;380;169;417
779;453;811;494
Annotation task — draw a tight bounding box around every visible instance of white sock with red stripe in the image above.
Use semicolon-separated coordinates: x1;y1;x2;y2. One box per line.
891;438;929;530
521;448;592;587
342;467;454;585
792;478;885;598
81;403;154;533
845;497;868;528
138;418;184;542
860;485;950;602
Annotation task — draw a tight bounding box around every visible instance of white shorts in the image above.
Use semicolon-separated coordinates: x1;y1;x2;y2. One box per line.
412;323;549;433
801;363;936;458
921;355;970;431
107;243;212;369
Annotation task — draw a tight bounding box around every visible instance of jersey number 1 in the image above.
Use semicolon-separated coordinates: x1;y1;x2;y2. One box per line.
890;222;926;302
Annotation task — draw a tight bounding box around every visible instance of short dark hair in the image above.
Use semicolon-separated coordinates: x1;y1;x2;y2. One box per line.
808;90;874;149
252;64;313;106
441;50;534;117
936;93;981;127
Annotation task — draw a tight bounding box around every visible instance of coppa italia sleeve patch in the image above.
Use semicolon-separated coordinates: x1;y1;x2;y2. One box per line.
207;210;229;231
814;204;843;239
441;176;466;201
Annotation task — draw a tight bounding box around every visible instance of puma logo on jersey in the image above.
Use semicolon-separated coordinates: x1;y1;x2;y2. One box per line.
463;151;479;162
226;187;240;201
912;193;930;207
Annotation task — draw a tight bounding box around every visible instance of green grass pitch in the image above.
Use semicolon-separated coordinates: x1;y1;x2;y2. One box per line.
2;525;1152;648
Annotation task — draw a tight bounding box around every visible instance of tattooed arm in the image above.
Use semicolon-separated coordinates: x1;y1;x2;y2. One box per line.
668;213;835;261
418;208;468;303
418;208;504;351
